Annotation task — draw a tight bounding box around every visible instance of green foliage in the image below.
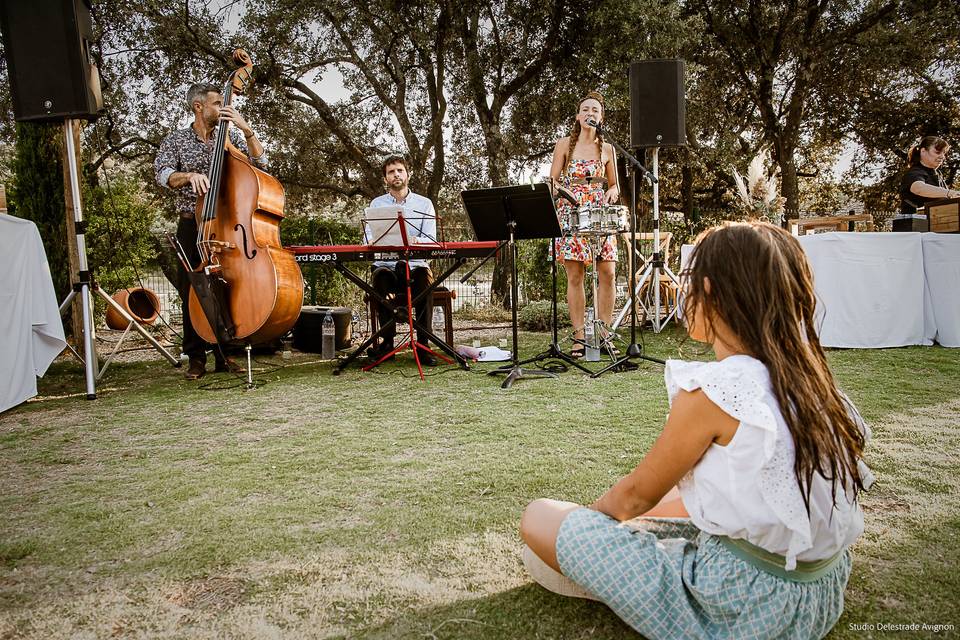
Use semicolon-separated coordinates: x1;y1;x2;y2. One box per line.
455;301;513;323
84;174;159;297
518;238;565;303
660;208;735;271
518;300;570;331
8;123;70;300
280;214;364;308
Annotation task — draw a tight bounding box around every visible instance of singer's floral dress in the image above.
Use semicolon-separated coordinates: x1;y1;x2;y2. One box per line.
555;158;618;263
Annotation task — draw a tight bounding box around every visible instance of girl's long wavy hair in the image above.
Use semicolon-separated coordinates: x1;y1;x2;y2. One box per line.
564;91;606;170
683;221;865;512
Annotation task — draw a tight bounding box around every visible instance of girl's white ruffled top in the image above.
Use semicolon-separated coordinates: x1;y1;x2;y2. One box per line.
666;356;867;570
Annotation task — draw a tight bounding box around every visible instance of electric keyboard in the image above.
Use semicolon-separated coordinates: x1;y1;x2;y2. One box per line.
288;240;500;263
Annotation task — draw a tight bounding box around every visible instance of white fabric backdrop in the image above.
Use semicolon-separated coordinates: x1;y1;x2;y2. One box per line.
921;233;960;347
1;213;67;413
680;232;958;348
798;233;927;348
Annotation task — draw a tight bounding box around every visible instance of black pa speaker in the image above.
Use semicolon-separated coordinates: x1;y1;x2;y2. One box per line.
629;59;686;148
0;0;103;122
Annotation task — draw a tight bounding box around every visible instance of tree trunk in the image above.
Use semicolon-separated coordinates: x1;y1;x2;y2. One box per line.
681;163;695;222
779;152;800;224
483;119;512;310
61;120;86;347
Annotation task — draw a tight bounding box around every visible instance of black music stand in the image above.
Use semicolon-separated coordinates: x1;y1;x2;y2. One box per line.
461;183;562;389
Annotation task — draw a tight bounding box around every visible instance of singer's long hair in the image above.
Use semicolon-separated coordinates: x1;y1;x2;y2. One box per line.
564;91;606;172
682;221;866;514
906;135;949;167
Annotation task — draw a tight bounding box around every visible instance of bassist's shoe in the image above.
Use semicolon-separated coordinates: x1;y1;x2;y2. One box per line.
184;358;206;380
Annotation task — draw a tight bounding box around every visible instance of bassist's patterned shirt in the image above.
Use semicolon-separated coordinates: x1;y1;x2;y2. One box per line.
154;124;267;219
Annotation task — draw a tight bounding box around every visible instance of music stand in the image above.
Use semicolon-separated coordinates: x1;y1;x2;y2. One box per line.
461;183;562;389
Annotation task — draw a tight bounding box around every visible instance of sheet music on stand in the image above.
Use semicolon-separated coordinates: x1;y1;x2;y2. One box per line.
363;205;439;253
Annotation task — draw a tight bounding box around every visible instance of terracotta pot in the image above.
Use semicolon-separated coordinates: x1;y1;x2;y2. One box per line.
105;287;161;330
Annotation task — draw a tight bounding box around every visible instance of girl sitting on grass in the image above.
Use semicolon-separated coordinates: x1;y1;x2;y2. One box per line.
520;220;872;639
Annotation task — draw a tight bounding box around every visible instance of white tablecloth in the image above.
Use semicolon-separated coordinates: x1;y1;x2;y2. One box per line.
921;233;960;347
680;232;959;348
0;214;67;413
798;233;927;348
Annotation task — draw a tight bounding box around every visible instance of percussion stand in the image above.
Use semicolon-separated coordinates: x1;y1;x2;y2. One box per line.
589;124;665;377
583;230;622;364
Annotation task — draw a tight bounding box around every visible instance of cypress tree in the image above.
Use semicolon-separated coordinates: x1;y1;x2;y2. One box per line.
9;122;70;301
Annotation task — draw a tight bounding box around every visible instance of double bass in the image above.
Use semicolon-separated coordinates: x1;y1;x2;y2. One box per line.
186;50;302;346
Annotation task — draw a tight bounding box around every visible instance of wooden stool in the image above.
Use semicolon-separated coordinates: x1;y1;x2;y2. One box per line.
368;286;457;346
432;286;456;345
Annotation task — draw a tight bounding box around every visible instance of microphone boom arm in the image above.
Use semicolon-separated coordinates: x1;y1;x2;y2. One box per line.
588;119;658;184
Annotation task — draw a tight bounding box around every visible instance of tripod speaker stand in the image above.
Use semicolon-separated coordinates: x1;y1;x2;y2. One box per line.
614;148;682;334
461;183;563;389
58;119;179;398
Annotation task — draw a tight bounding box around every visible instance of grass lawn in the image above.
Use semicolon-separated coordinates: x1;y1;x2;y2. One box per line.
1;326;958;639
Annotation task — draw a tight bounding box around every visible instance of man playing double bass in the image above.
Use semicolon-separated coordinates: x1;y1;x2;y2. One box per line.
155;83;267;379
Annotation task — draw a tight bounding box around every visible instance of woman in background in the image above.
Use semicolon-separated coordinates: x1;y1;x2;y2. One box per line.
899;135;958;218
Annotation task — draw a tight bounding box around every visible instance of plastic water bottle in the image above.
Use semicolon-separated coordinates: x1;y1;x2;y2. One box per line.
321;311;335;360
584;307;600;361
433;306;444;335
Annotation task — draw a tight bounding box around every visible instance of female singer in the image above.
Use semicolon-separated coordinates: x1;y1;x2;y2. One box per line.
899;135;958;218
549;91;621;358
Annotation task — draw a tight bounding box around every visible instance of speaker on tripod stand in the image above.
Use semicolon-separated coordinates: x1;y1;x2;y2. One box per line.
1;0;178;399
594;60;688;377
626;60;685;333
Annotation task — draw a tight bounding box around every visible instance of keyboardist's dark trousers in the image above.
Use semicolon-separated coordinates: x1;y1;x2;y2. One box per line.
371;262;434;349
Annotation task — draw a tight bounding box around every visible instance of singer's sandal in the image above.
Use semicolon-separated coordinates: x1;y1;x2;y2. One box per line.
570;344;585;359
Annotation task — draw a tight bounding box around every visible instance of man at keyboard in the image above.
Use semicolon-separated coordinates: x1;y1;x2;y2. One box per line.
364;155;437;366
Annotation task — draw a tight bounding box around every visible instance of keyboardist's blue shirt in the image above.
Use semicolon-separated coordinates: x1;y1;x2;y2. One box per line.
365;190;437;270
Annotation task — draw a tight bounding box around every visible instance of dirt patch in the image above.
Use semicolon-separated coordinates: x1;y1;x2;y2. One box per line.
164;575;249;611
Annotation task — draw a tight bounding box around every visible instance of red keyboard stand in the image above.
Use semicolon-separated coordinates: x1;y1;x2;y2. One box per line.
362;257;453;379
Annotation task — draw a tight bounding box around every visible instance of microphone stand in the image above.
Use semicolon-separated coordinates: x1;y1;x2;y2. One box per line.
589;120;665;375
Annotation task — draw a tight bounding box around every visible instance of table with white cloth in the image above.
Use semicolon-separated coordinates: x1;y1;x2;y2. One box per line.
679;232;960;348
0;213;67;413
921;233;960;347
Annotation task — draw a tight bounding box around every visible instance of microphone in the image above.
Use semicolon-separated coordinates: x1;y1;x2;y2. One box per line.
586;118;602;132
